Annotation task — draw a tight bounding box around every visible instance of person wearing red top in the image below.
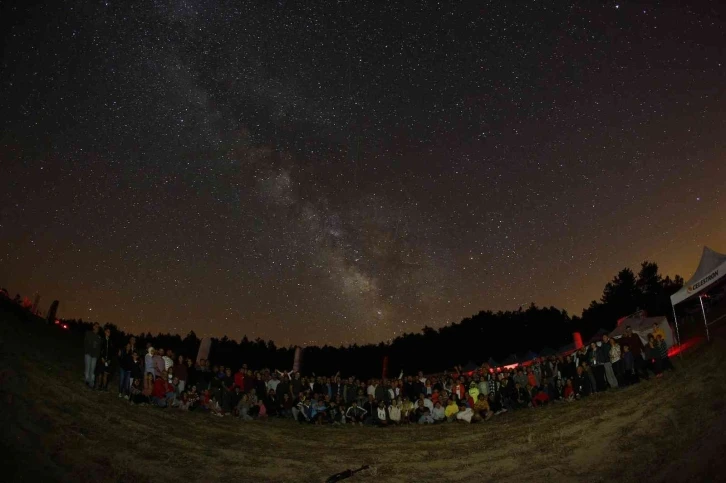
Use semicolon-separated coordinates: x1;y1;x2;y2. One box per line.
234;368;245;389
531;387;549;408
152;371;176;407
563;379;575;401
452;380;466;402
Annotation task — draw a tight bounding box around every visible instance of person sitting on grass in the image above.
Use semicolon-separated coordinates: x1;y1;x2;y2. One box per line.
152;371;176;408
200;390;211;411
488;390;505;415
413;399;428;422
418;407;435;424
563;379;575;402
512;382;531;409
445;398;459;422
293;394;312;423
178;392;192;411
345;400;367;425
142;372;154;400
400;397;415;423
186;385;200;410
263;389;277;417
432;401;446;422
417;393;434;413
531;384;549;408
388;400;402;424
456;403;474;423
280;393;294;418
209;395;224;417
374;400;390;426
311;396;328;424
329;401;344;424
129;378;147;405
257;399;268;420
473;394;494;420
237;393;253;420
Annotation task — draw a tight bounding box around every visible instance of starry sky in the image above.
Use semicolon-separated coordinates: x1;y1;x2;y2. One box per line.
1;1;725;347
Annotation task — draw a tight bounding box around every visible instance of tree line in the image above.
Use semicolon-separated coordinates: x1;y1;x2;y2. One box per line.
63;261;683;379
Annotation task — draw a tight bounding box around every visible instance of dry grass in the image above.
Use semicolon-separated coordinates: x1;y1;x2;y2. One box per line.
1;307;726;483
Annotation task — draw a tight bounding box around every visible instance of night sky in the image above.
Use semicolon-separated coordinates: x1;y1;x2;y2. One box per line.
1;1;724;347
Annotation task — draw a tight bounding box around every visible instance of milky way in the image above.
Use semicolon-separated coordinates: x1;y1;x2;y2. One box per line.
1;1;724;346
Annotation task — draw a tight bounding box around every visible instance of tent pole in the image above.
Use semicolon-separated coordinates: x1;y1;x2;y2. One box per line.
699;295;710;342
671;303;681;349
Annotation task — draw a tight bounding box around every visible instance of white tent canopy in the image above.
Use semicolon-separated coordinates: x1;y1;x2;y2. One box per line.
670;246;726;305
610;316;674;348
670;246;726;343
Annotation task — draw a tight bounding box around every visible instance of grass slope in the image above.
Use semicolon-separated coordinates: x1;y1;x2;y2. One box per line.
1;303;725;483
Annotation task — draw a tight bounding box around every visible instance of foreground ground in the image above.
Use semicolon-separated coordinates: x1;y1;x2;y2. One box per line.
1;305;725;483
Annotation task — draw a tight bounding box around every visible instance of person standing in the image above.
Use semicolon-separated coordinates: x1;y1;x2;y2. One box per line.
621;325;649;380
173;354;188;394
83;323;102;388
118;342;133;398
144;347;156;378
96;327;114;390
599;335;619;389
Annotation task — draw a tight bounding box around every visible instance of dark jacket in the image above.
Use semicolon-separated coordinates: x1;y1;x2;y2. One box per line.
130;358;143;380
118;347;133;371
290;378;303;397
312;382;324;395
596;342;611;364
621;334;645;357
173;363;188;382
276;380;290;399
255;379;267;400
374;385;388;403
84;330;102;358
99;336;113;363
186;365;197;388
402;381;415;399
343;383;358;404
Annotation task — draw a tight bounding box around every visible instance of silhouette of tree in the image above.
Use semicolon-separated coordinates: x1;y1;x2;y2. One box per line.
57;259;684;379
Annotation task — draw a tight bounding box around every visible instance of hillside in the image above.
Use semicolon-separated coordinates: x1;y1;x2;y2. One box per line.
1;301;725;483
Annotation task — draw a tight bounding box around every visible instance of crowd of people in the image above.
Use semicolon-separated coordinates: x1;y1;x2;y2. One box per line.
82;321;676;425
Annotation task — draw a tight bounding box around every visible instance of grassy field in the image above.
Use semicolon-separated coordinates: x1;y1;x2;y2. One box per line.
1;304;725;483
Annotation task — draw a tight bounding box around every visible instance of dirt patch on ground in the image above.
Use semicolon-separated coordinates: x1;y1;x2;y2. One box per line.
1;306;725;482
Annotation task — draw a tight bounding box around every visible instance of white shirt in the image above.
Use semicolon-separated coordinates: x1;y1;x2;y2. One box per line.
367;384;376;396
162;356;173;371
422;398;434;412
456;407;473;423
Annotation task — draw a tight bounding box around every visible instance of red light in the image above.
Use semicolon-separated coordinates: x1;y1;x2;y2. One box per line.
62;324;68;329
668;337;702;357
54;320;60;325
